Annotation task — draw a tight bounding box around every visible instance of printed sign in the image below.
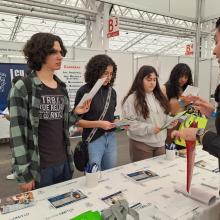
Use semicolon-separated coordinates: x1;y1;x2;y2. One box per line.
55;61;85;108
0;63;28;111
107;16;119;38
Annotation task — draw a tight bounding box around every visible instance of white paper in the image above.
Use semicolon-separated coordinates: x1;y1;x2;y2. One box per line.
175;183;216;205
148;187;199;219
160;111;186;130
0;108;9;115
113;119;130;127
182;85;199;96
77;77;106;107
195;159;219;173
128;203;172;220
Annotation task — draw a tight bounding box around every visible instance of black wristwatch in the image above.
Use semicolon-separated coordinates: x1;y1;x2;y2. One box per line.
196;128;205;144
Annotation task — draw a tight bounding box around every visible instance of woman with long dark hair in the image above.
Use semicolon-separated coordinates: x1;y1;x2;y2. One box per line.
74;54;117;171
122;65;171;162
161;63;193;115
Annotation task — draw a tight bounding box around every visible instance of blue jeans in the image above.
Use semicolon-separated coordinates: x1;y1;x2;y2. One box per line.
39;160;72;188
88;132;117;171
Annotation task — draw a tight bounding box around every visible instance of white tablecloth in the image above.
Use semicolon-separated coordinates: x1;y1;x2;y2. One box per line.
1;149;220;220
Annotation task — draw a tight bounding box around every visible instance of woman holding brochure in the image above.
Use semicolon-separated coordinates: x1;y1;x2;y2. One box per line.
161;63;194;148
161;63;193;115
74;54;117;171
122;65;174;162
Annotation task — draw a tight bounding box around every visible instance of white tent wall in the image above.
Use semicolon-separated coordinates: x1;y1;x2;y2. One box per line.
198;59;212;100
0;40;74;60
106;50;134;115
103;0;219;20
135;55;214;101
102;0;196;20
204;0;220;19
211;59;220;96
135;55;179;85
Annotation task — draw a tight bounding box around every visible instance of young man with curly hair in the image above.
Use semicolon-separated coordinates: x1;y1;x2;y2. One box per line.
74;54;118;171
9;33;90;191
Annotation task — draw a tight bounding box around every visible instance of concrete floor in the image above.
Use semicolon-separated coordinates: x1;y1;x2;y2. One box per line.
0;119;215;199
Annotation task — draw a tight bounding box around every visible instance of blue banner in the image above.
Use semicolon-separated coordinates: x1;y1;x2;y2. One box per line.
0;63;28;111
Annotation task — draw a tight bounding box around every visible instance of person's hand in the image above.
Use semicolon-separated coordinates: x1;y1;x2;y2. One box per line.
190;96;214;117
169;120;178;128
74;99;91;115
19;180;35;192
179;95;192;106
122;125;130;130
3;114;10;121
171;128;198;141
154;127;161;134
99;121;115;130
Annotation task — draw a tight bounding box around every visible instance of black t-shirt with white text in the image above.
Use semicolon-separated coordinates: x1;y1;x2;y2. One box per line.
74;84;117;142
38;84;67;168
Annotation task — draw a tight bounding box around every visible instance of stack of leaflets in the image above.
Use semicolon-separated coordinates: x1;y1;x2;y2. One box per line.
126;169;159;183
195;160;219;173
0;192;34;214
48;190;87;208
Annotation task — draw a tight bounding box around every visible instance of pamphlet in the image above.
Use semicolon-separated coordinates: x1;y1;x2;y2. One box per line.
182;85;199;96
0;192;34;214
160;111;187;130
48;190;87;208
101;191;125;206
195;160;219;173
77;77;106;107
126;169;159;182
113;119;130;127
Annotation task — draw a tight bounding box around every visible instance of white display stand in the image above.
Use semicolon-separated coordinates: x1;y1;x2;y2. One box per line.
1;149;220;220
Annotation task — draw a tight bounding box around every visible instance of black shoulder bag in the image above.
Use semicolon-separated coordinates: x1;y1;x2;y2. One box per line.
73;87;112;171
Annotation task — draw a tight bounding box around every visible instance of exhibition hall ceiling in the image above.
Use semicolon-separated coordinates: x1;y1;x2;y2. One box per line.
0;0;215;56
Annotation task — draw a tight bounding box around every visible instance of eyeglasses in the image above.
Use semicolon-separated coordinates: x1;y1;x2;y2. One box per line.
102;71;113;78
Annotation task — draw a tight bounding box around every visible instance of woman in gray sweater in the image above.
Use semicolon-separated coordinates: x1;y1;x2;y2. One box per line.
122;65;171;162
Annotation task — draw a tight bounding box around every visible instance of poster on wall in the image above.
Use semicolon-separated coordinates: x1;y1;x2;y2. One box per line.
0;63;28;112
55;60;86;108
56;60;86;138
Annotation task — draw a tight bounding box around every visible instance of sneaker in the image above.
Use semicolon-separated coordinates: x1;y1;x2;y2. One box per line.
6;173;16;180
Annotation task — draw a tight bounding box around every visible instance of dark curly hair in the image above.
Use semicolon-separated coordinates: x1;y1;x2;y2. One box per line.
216;17;220;30
164;63;193;100
122;65;170;119
84;54;117;87
23;32;67;71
